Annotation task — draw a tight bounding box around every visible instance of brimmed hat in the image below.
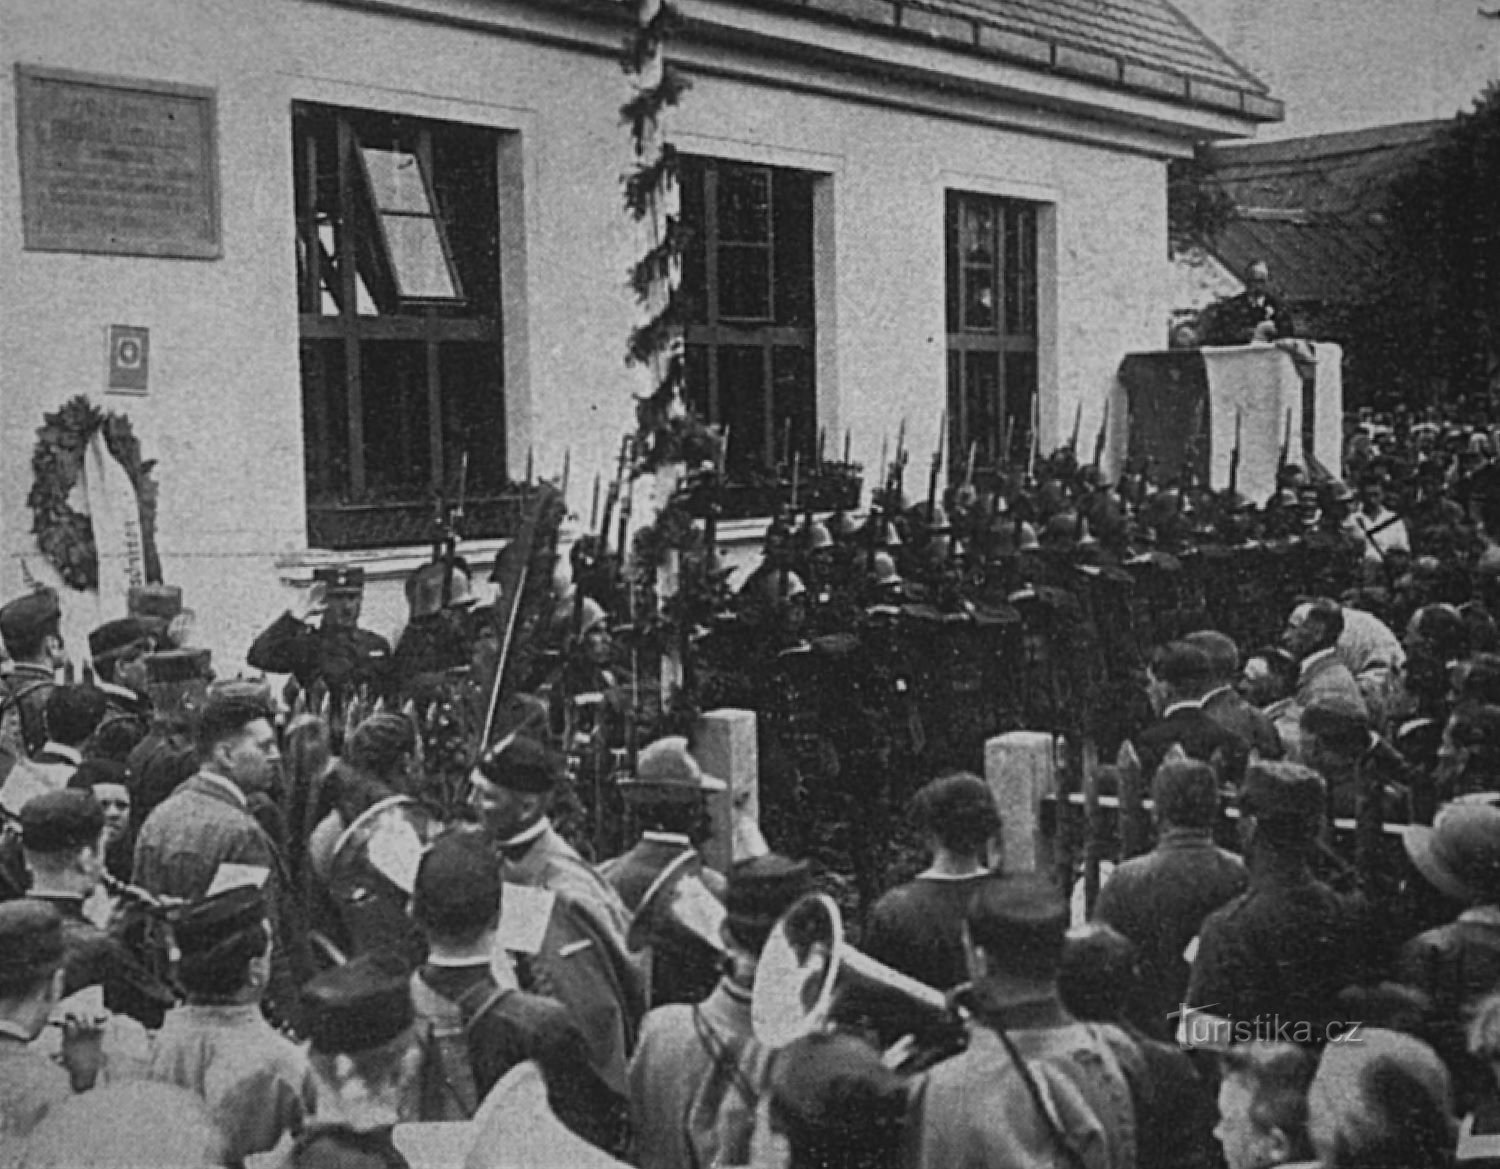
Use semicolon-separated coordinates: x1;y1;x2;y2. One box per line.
1404;801;1500;904
618;736;727;798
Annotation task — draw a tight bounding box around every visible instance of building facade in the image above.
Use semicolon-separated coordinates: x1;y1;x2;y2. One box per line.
0;0;1275;668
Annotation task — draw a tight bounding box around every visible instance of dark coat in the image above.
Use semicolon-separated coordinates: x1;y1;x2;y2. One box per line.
1093;831;1248;1040
26;892;174;1030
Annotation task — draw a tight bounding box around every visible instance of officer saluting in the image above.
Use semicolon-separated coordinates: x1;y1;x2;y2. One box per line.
247;566;392;706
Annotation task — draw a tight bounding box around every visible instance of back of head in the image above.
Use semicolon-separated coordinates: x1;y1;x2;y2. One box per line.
44;684;108;748
912;771;1000;855
1184;629;1240;684
964;872;1068;982
1218;1042;1317;1164
1302;598;1346;645
344;714;417;785
1058;923;1136;1023
1152;759;1219;830
0;588;61;661
412;828;501;940
1460;655;1500;707
1152;641;1214;698
0;900;65;1001
1308;1029;1453;1169
20;1082;224;1169
769;1031;907;1169
193;681;275;758
1300;695;1371;757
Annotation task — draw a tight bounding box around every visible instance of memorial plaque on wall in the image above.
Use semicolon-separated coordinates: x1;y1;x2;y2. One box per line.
16;66;221;259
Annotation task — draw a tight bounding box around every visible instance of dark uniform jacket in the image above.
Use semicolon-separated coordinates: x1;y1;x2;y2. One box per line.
247;613;392;703
1187;868;1361;1034
25;891;174;1030
863;872;993;992
0;663;55;763
1204;290;1295;345
87;682;154;763
282;1125;409;1169
1093;831;1248;1040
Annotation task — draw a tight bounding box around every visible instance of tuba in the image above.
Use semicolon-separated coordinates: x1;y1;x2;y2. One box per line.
751;893;963;1070
626;850;726;958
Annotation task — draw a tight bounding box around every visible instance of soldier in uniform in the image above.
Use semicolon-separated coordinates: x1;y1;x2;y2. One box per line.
85;618;155;762
0;589;65;767
247;566;392;707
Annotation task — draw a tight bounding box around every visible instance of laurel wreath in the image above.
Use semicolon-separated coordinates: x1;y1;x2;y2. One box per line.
27;395;160;592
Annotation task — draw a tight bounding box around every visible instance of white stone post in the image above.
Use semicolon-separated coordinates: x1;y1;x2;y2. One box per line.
985;730;1058;875
693;708;760;874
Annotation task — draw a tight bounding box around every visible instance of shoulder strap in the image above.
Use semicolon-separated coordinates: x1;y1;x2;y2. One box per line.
990;1024;1092;1169
455;977;510;1034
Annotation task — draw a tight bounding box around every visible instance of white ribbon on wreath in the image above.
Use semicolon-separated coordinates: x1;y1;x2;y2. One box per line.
80;429;147;621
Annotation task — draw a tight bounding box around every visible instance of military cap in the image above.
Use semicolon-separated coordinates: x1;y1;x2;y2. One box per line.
725;853;814;950
144;647;213;684
474;732;563;794
964;873;1069;980
412;828;501;935
20;789;105;854
302;951;414;1054
1238;761;1326;829
67;757;130;794
88;617;152;665
170;886;267;957
618;736;727;798
1404;800;1500;905
0;588;60;647
313;565;365;594
0;900;65;987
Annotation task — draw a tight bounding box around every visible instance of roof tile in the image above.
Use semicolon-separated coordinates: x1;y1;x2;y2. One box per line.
976;23;1053;63
900;3;977;42
1054;42;1120;82
807;0;899;25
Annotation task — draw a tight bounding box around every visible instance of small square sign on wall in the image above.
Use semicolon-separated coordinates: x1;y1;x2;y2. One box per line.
107;325;149;394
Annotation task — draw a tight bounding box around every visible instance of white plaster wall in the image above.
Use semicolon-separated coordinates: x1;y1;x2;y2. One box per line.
1175;0;1500;140
0;0;1172;674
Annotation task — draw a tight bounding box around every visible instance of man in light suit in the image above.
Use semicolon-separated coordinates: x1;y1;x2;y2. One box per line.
1282;599;1369;726
466;732;644;1095
628;854;813;1169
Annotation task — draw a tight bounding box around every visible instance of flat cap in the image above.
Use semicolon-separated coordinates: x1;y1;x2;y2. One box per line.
88;617;152;664
1300;694;1371;740
302;951;414;1055
170;886;268;957
618;736;727;797
413;828;501;935
0;589;60;646
0;900;65;985
474;732;563;795
725;854;813;949
20;789;105;854
1239;760;1326;827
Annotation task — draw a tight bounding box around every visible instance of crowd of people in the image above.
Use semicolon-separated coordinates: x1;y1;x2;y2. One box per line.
6;402;1500;1168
